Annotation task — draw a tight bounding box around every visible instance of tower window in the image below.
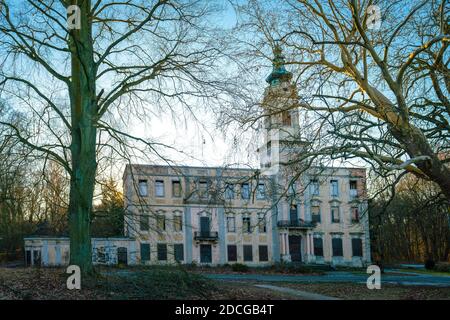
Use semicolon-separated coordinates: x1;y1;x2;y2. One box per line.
282;111;291;126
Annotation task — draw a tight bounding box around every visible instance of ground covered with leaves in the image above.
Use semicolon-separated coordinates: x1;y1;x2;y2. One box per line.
0;267;295;300
278;282;450;300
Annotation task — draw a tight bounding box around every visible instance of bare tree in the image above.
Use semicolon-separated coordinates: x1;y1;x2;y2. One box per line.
0;0;237;273
226;0;450;200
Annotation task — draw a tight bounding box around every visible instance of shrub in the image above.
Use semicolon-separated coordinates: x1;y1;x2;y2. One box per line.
425;259;435;270
231;263;249;272
434;262;450;273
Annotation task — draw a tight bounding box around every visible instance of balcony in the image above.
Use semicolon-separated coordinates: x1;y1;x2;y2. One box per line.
194;231;219;241
277;219;316;229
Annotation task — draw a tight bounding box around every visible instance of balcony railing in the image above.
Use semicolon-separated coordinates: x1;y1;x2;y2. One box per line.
277;219;316;229
194;231;219;241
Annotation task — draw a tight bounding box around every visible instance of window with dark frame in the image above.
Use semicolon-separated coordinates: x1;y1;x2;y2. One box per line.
311;206;321;223
139;213;149;231
352;238;363;257
349;180;358;198
241;183;250;200
313;237;323;257
140;243;150;262
259;245;268;261
157;243;167;261
332;238;343;257
243;245;253;261
242;216;251;233
174;244;184;261
227;245;237;262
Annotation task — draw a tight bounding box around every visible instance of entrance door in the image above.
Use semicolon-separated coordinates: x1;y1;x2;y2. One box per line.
200;244;212;263
289;235;302;262
117;247;128;265
200;216;210;237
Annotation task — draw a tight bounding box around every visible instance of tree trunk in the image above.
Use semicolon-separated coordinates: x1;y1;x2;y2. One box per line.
67;0;97;275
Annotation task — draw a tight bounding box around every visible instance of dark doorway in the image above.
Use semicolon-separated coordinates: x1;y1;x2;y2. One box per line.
200;244;212;263
117;247;128;265
289;235;302;262
200;216;210;236
33;250;41;266
25;250;31;267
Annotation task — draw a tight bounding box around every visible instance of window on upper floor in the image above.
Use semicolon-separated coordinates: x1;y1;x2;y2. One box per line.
156;214;166;231
227;216;236;232
172;180;181;198
241;183;250;200
155;180;165;197
258;214;267;233
349;180;358;198
242;216;251;233
351;207;360;223
256;183;266;200
330;180;339;197
331;206;340;223
139;213;149;231
173;215;182;232
138;179;148;197
310;179;319;195
311;206;321;223
198;180;208;198
282;111;291;126
225;183;235;200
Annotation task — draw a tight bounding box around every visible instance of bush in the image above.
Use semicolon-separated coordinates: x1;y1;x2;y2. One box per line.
425;259;435;270
434;262;450;273
231;263;249;272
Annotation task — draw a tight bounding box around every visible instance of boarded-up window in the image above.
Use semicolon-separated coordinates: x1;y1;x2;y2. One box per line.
313;237;323;257
311;206;321;223
140;213;149;231
172;181;181;198
157;243;167;261
352;238;363;257
140;243;150;262
332;238;343;257
227;245;237;262
243;245;253;261
198;180;208;198
174;244;184;262
258;214;266;233
174;215;182;232
259;245;268;261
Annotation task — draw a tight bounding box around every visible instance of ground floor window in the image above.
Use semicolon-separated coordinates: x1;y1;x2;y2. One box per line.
174;244;184;262
227;245;237;262
157;243;167;261
140;243;150;262
258;245;268;261
243;245;253;262
352;238;363;257
200;244;212;263
313;237;323;256
332;238;343;257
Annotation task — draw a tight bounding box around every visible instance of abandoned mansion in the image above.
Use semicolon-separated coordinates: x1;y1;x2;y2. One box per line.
24;47;371;268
